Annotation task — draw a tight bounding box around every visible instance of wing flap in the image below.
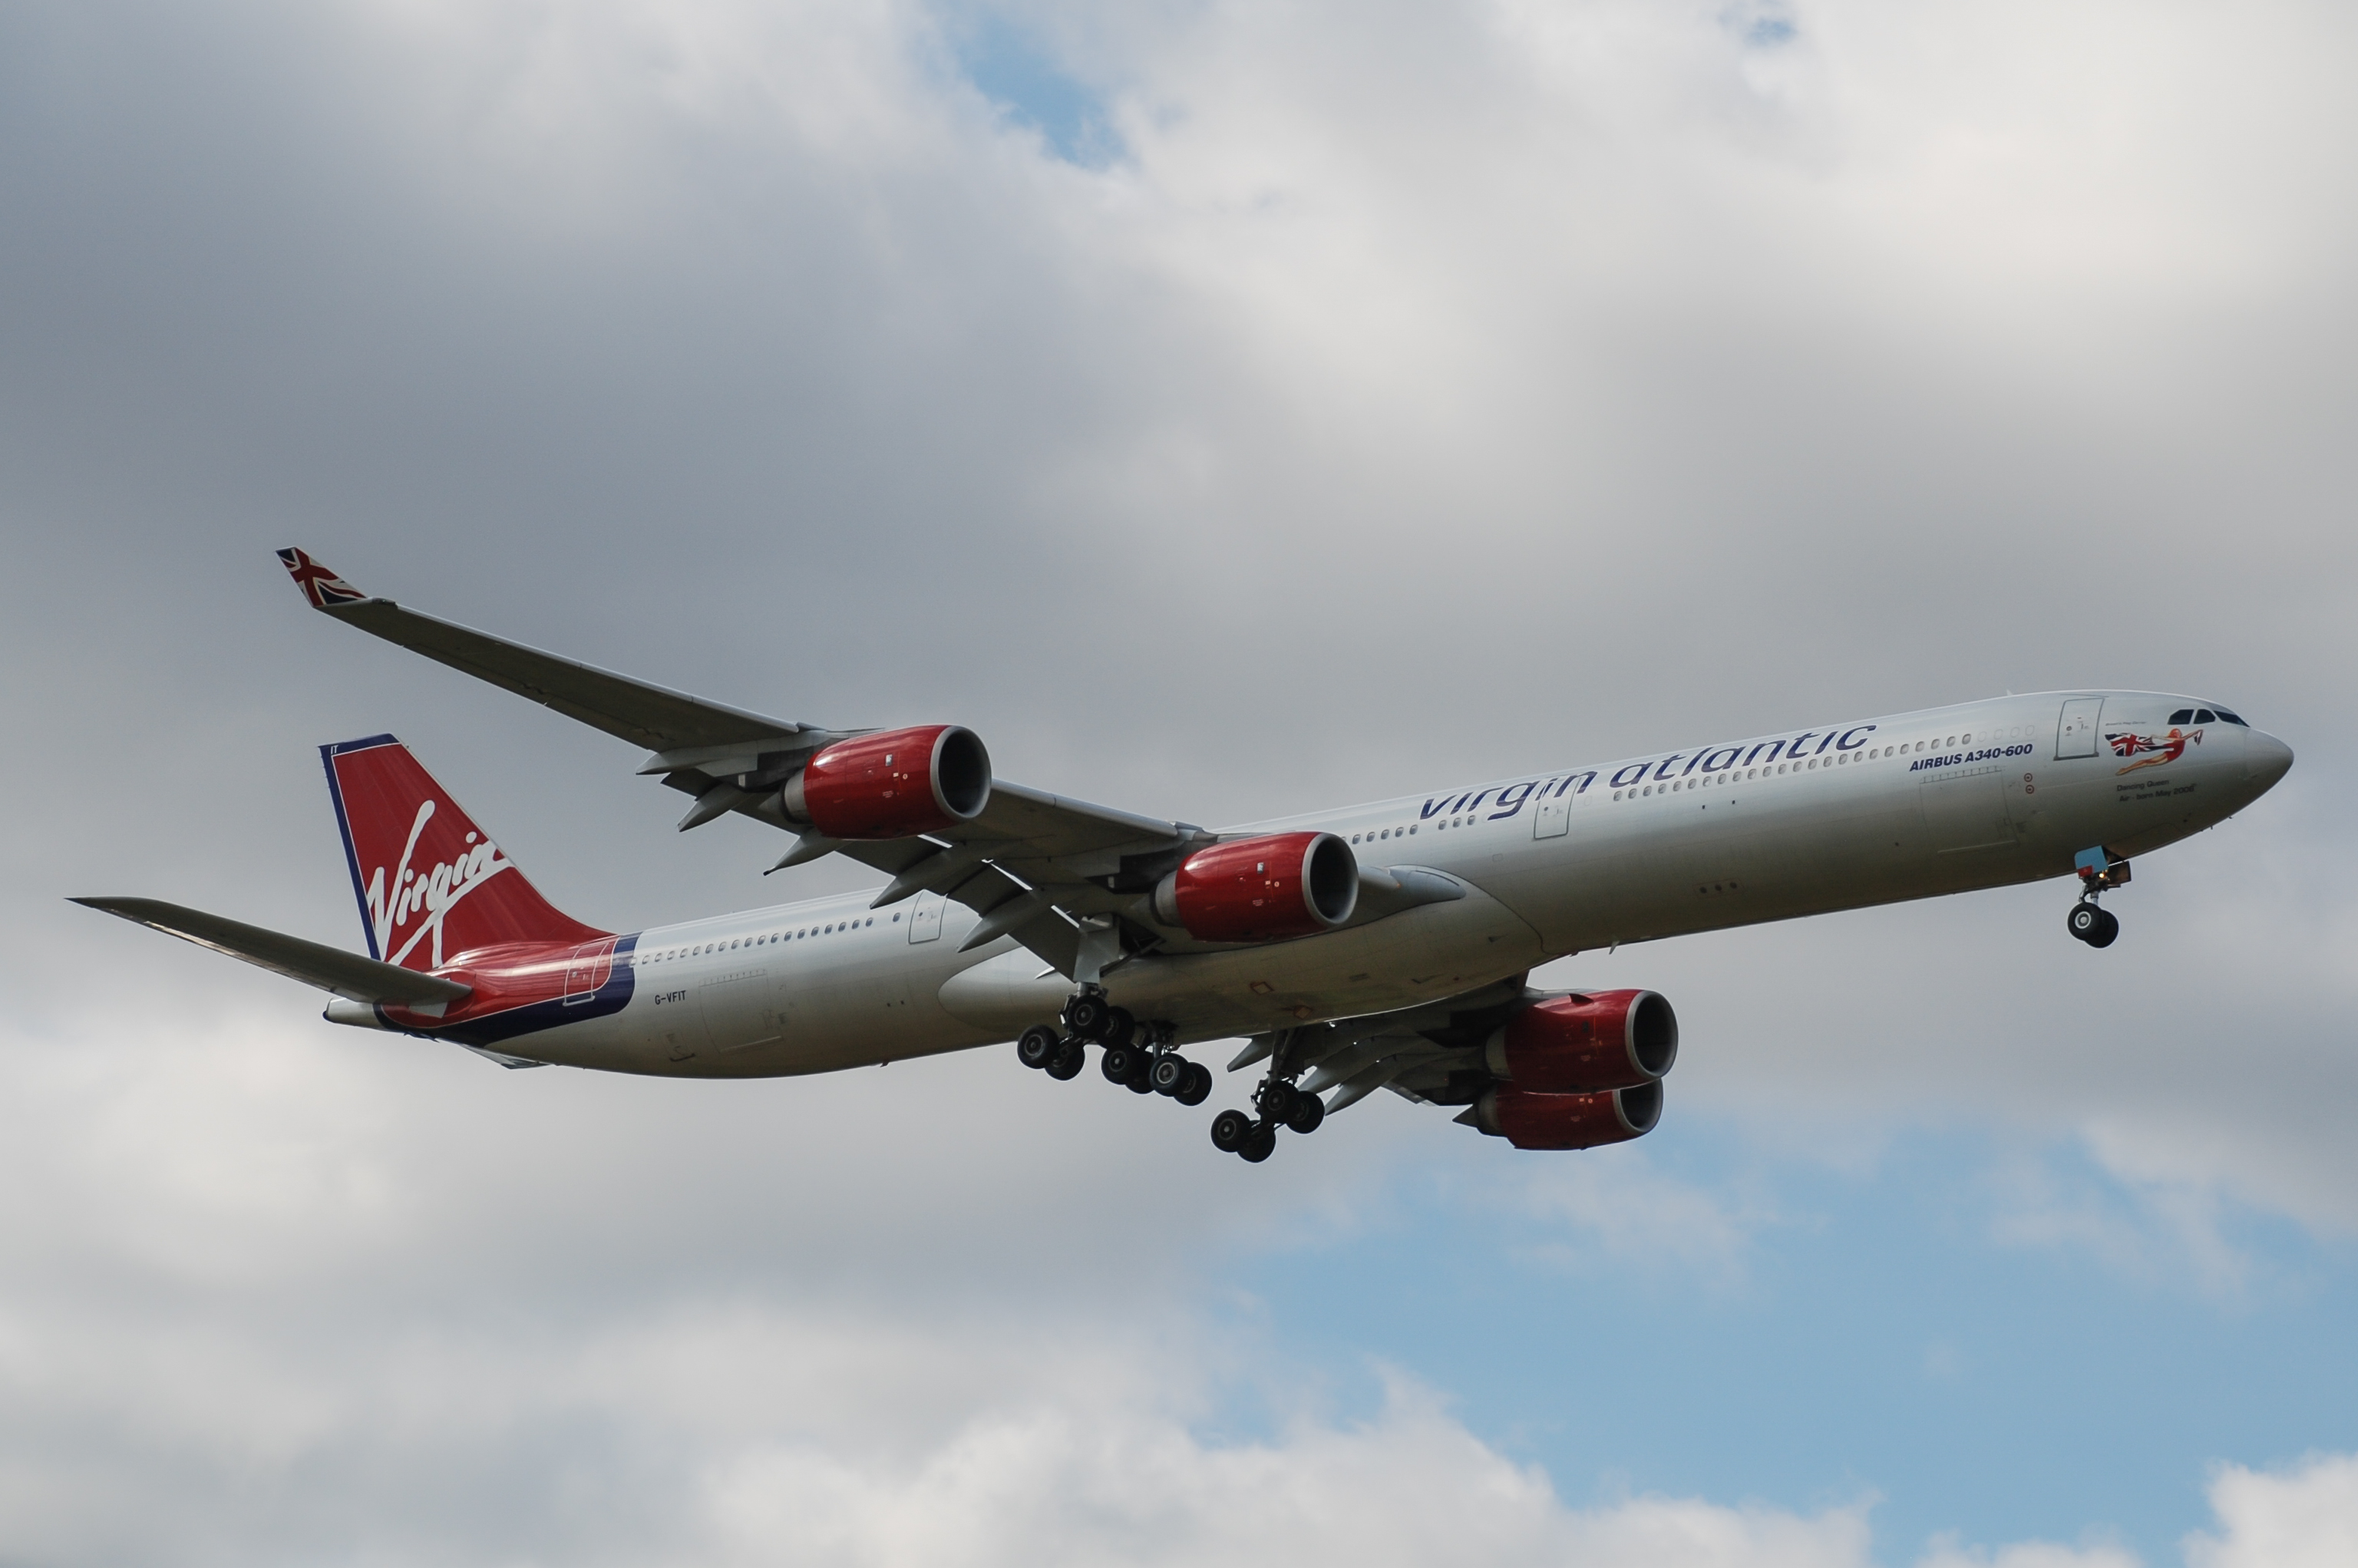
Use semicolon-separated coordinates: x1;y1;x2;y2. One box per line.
71;897;474;1007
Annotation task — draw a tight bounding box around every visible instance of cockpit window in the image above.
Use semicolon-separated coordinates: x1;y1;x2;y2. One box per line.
2193;709;2216;724
2213;708;2247;726
2170;708;2194;725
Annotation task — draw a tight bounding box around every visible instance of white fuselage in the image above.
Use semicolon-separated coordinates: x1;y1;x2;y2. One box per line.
411;691;2290;1077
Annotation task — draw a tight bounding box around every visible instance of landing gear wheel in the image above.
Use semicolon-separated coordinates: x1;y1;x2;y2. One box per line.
1102;1041;1144;1085
1016;1025;1061;1071
1240;1123;1279;1163
1285;1094;1326;1136
1210;1108;1253;1153
1125;1061;1156;1094
1258;1081;1300;1124
2068;903;2116;946
1104;1006;1138;1048
1063;992;1111;1041
1045;1040;1086;1080
1177;1064;1214;1107
1150;1055;1190;1096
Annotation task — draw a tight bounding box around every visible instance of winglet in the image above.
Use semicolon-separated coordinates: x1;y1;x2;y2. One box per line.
276;547;372;609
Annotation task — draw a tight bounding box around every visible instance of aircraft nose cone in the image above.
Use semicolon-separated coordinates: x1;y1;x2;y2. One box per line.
2246;731;2294;789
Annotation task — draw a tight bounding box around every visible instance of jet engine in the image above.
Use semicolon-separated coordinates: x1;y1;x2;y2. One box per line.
1467;1081;1663;1150
1151;831;1359;943
781;725;992;840
1484;989;1677;1093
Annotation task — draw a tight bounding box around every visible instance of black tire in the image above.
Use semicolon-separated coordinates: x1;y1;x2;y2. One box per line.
2088;908;2120;948
1016;1025;1061;1070
1240;1124;1278;1163
1150;1055;1189;1096
1064;993;1110;1040
1104;1006;1137;1047
2067;904;2102;943
1102;1042;1140;1084
1259;1082;1300;1124
1286;1093;1326;1135
1210;1108;1253;1152
1045;1041;1086;1080
1177;1063;1214;1107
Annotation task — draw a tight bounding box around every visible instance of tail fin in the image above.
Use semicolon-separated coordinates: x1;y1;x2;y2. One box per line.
322;736;606;970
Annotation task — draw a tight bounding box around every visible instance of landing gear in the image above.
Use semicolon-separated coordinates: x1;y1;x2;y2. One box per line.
1101;1039;1148;1087
1024;1002;1208;1107
1205;1070;1328;1162
2067;902;2119;948
1062;990;1111;1041
1208;1109;1281;1161
1016;1024;1062;1070
1151;1055;1214;1105
1210;1108;1253;1153
2068;850;2128;949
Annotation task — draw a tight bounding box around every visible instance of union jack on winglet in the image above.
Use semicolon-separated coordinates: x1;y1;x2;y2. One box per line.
276;547;369;609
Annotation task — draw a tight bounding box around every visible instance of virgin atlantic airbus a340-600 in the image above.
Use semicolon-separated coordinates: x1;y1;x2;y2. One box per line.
76;551;2295;1163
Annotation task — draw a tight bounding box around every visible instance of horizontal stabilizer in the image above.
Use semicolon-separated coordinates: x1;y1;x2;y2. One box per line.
70;897;473;1008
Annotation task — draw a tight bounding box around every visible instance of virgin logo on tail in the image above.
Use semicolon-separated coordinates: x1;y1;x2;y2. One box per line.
365;798;515;968
324;736;608;971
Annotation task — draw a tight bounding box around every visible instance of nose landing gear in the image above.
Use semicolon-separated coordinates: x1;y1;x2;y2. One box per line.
2068;847;2129;949
2066;901;2119;948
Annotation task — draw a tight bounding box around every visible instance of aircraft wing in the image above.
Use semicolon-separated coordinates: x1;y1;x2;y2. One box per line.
277;550;1200;972
275;549;811;754
71;896;474;1008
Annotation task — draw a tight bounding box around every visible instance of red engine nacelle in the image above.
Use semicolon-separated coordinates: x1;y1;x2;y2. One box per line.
1468;1081;1663;1150
1484;989;1677;1093
782;725;992;840
1151;831;1359;943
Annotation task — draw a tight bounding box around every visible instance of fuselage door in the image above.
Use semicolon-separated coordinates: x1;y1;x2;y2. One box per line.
2056;698;2102;759
563;938;614;1004
1533;782;1571;840
908;893;945;944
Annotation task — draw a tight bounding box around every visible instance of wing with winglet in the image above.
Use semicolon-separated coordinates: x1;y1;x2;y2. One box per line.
274;549;1210;974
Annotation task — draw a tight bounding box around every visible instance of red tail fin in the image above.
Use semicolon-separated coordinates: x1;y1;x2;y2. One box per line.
322;736;606;970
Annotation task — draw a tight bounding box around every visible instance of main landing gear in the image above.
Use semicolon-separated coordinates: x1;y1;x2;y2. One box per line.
2067;848;2129;949
1012;990;1214;1107
1013;987;1334;1160
1206;1074;1327;1163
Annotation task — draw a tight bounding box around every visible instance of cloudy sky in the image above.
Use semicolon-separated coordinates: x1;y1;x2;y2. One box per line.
4;0;2356;1562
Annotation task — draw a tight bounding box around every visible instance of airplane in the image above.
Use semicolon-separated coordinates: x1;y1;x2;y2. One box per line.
74;550;2296;1164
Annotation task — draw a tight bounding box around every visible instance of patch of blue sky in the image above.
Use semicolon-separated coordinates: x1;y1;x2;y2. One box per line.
947;10;1115;167
1725;2;1798;48
1213;1114;2358;1563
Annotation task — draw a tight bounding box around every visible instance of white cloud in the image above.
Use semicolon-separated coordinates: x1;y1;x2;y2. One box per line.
2185;1451;2358;1568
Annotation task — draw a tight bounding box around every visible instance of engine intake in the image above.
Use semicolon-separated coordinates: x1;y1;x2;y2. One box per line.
782;725;992;840
1484;989;1677;1093
1469;1081;1663;1150
1151;831;1358;943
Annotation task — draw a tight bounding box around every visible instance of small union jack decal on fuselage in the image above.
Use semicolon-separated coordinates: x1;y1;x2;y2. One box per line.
2109;725;2201;776
276;547;369;608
